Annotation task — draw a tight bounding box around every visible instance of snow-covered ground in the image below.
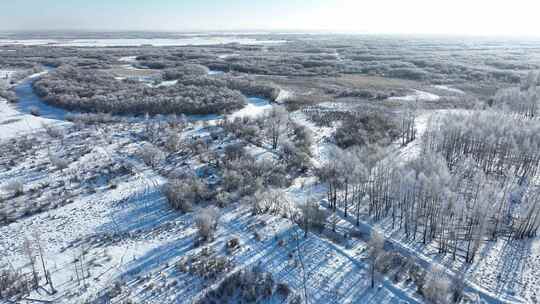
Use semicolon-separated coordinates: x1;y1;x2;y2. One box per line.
288;102;538;303
208;70;225;75
0;70;70;141
218;53;235;59
432;85;465;95
2;64;534;303
229;97;272;119
0;136;170;302
146;80;179;88
0;97;66;141
0;38;286;47
118;56;137;63
0;107;421;303
388;89;440;102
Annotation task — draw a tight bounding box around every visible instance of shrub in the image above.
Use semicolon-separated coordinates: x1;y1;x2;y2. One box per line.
0;267;30;299
276;283;291;298
334;111;399;149
196;267;280;304
42;123;64;138
298;202;329;233
139;143;165;168
423;264;451;304
226;237;241;254
0;89;18;103
163;177;212;212
177;247;233;281
195;206;220;242
2;179;24;196
49;153;69;170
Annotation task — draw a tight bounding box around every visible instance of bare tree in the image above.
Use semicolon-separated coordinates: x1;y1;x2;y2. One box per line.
400;100;418;146
33;232;55;293
23;238;39;288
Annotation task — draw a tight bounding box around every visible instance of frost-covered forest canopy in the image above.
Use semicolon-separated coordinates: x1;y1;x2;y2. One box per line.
2;32;540;304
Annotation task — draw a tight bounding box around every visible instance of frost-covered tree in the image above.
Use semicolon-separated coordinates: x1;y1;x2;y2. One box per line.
423;264;451;304
34;65;248;116
368;230;385;288
424;110;540;179
264;106;289;150
493;72;540;118
400;100;418;146
298;199;328;237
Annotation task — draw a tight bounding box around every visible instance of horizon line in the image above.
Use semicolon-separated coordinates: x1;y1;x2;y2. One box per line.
1;29;540;40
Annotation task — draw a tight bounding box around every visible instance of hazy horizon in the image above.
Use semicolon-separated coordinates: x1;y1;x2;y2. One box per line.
1;0;539;38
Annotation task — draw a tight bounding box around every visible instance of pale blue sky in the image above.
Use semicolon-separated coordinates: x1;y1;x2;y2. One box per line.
1;0;539;36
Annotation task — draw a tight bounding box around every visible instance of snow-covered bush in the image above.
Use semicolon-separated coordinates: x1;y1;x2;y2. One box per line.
65;112;121;124
253;189;291;217
297;201;329;236
423;264;451;304
280;139;311;172
0;267;30;300
0;89;18;103
2;179;24;197
195;206;220;242
164;132;182;152
49;152;68;170
138;143;165;168
197;267;284;304
15;136;34;152
42;123;64;138
177;247;233;281
163;177;212;212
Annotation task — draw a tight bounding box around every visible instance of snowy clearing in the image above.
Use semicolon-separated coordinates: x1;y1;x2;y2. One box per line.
432;85;465;95
388;89;440;102
228;97;272;119
0;98;68;141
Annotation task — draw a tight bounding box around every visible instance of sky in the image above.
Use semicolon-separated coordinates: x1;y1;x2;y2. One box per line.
1;0;539;37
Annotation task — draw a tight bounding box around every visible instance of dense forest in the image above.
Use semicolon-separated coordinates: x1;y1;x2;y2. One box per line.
33;65;248;115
